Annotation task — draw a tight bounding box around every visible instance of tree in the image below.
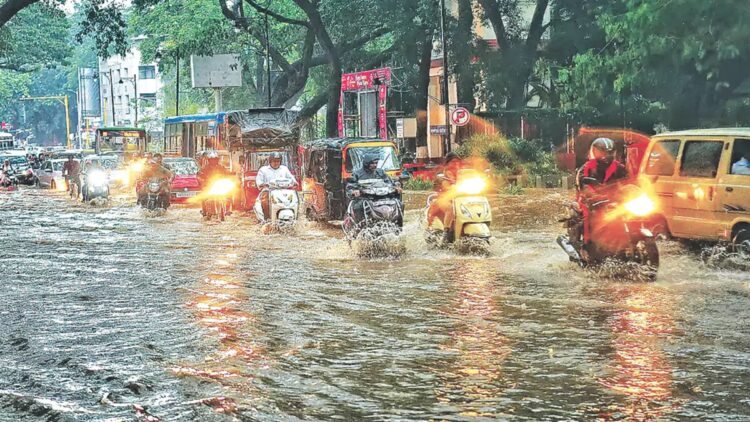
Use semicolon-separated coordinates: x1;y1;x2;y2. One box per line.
476;0;550;110
560;0;750;130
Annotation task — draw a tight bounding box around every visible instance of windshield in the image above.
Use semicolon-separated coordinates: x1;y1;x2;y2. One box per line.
89;158;120;170
165;160;199;175
52;162;64;172
0;156;29;166
346;146;401;172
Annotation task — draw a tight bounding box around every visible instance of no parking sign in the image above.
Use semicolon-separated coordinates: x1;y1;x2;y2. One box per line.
450;107;470;127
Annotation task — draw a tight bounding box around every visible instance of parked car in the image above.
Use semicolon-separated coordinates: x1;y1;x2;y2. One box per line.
35;159;70;190
641;128;750;253
163;157;201;203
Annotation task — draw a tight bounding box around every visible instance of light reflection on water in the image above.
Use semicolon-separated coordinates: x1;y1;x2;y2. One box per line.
0;187;749;421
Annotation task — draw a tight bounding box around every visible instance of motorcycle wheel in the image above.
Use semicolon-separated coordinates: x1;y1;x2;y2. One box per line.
633;239;660;281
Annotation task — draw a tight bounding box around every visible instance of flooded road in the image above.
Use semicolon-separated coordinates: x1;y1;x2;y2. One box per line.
1;187;749;421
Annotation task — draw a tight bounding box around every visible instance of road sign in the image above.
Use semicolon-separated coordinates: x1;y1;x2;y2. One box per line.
190;54;243;88
450;107;470;127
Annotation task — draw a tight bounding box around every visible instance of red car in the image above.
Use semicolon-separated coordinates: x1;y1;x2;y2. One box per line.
163;157;201;204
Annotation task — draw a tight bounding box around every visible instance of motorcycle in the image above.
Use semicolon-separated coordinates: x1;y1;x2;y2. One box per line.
557;179;660;280
0;169;17;190
202;178;235;222
342;178;404;241
142;178;170;211
81;169;110;202
253;178;300;228
425;169;492;247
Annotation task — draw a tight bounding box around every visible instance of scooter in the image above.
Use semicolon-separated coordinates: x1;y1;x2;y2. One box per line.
425;169;492;246
142;178;170;211
81;169;110;202
254;178;299;228
0;169;17;191
557;179;660;280
202;178;235;222
343;178;404;241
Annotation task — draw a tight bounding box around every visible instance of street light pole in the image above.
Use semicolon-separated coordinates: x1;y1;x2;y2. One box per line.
439;0;451;154
100;70;117;125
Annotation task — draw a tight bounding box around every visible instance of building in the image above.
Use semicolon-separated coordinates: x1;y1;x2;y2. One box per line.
98;37;164;138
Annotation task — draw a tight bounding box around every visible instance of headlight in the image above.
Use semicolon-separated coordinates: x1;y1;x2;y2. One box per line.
130;160;145;173
208;179;235;196
87;170;107;186
148;181;161;192
456;177;486;195
624;193;655;217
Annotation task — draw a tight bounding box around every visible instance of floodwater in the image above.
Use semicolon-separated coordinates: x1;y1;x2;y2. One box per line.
0;187;749;421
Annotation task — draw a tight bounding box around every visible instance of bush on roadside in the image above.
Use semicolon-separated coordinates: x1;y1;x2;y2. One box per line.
403;176;434;191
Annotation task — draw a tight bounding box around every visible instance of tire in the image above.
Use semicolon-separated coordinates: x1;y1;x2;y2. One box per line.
218;203;226;222
633;239;660;281
50;180;56;191
734;228;750;260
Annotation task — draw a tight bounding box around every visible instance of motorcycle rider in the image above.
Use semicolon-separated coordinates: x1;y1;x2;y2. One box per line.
345;154;401;223
197;151;234;216
137;153;173;207
61;156;81;197
256;152;297;220
571;137;629;246
427;152;463;227
0;159;14;187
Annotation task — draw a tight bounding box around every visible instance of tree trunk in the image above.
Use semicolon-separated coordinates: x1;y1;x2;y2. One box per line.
455;0;475;110
0;0;38;28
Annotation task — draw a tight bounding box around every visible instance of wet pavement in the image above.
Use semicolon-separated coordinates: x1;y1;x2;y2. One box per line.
0;187;749;421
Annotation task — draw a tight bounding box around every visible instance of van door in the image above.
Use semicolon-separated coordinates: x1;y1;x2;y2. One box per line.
671;139;726;240
642;139;681;230
715;138;750;240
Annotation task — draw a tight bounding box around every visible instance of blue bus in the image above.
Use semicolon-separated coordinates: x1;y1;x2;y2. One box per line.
163;113;227;158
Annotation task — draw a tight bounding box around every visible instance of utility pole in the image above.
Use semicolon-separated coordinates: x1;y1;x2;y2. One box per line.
265;6;272;107
100;70;116;125
175;54;180;116
20;95;72;149
439;0;451;155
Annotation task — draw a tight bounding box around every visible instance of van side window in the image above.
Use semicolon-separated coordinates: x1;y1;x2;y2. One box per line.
646;140;680;176
730;139;750;175
680;140;724;178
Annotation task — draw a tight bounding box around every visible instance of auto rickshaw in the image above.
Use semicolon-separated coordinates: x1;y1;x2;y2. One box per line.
301;138;403;221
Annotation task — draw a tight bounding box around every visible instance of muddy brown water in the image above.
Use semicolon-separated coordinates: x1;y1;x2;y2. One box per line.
0;187;748;421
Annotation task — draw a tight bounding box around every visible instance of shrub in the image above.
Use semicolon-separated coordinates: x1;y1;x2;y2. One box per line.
403;176;434;191
504;184;524;195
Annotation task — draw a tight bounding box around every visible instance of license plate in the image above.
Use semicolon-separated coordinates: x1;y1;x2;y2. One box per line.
175;191;197;198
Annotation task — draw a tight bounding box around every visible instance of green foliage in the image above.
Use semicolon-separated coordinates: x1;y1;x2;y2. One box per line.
560;0;750;129
458;134;561;178
403;176;433;191
0;3;70;72
504;184;524;195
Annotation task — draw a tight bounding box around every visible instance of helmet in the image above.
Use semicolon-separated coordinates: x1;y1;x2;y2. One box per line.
445;152;460;164
590;138;616;163
205;151;219;159
269;152;282;168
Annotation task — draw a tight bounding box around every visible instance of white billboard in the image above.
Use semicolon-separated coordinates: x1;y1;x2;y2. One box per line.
190;54;242;88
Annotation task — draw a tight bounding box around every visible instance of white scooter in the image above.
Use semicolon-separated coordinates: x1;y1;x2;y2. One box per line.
254;178;300;229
